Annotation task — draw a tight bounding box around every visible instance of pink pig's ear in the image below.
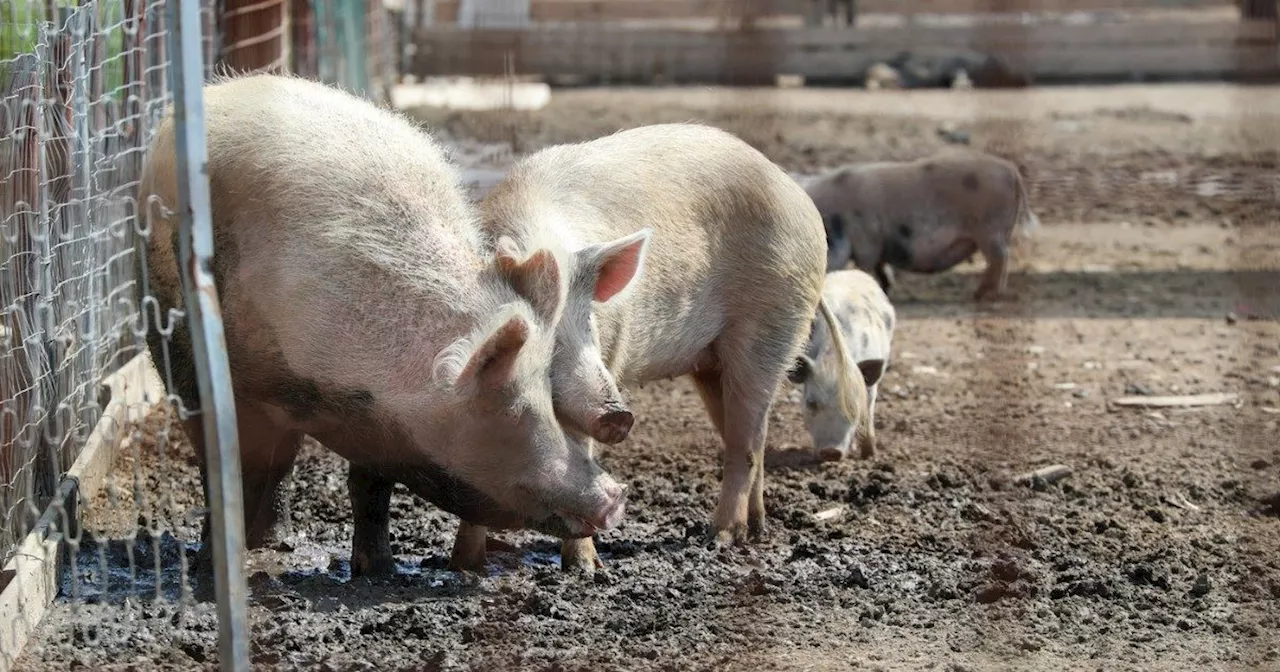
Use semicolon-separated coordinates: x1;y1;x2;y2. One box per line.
456;313;530;395
496;237;565;324
578;228;652;304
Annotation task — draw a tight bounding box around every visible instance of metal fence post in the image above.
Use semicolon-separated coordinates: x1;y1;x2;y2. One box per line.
165;2;251;671
342;0;369;95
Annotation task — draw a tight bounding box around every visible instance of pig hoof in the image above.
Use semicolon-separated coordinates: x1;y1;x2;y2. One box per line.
817;447;846;462
560;538;603;574
352;552;397;578
710;525;749;548
560;552;602;574
859;443;876;460
747;517;766;542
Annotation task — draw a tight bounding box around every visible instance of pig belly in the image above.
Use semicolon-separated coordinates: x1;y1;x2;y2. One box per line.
884;227;978;275
610;302;725;385
627;343;716;384
618;325;723;385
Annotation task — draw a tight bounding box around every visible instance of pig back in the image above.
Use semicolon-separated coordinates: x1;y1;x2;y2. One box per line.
818;269;895;364
909;151;1021;226
138;74;483;407
489;123;828;375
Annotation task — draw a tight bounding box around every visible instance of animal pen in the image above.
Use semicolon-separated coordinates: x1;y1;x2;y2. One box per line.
2;0;1279;670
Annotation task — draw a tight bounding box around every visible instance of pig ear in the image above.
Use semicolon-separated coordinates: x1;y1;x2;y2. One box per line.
496;239;565;323
578;228;652;304
787;356;813;385
456;314;531;395
857;359;886;387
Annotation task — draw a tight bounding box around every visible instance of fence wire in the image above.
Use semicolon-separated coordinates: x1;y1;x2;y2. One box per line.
2;1;397;667
0;0;225;657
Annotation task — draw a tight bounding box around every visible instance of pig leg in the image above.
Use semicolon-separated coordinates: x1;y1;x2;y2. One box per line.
863;383;880;459
238;408;302;551
190;402;300;600
448;523;526;572
874;262;895;293
711;345;788;543
691;369;727;437
348;463;397;577
560;537;603;573
695;367;771;540
974;238;1011;301
696;368;771;540
449;521;489;572
714;389;772;543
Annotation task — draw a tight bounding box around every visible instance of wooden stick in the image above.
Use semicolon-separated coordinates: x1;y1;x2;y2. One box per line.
1110;392;1238;408
1013;464;1072;485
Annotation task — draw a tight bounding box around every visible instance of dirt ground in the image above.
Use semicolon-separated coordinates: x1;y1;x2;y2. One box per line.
14;84;1280;671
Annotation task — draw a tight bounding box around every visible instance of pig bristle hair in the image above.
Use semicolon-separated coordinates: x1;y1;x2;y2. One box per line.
431;336;473;389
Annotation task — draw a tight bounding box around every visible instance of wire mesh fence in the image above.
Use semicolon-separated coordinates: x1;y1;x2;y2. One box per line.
1;0;183;570
0;0;227;665
1;1;395;669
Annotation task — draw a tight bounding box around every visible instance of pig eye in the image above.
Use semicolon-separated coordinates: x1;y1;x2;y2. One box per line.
805;399;820;412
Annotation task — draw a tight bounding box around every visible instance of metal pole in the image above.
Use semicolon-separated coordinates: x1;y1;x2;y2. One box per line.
165;2;250;671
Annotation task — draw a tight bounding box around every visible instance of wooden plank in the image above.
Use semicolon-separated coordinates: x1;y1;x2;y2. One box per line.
0;530;59;672
63;352;166;507
863;0;1235;12
1013;464;1073;485
1110;392;1240;408
0;353;166;672
431;0;1235;23
411;20;1280;81
417;20;1278;54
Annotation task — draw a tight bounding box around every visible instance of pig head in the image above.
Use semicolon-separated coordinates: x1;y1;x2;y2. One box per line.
492;227;653;446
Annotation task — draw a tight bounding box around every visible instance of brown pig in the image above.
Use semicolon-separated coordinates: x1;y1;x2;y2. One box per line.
804;149;1039;301
432;123;872;572
137;74;624;583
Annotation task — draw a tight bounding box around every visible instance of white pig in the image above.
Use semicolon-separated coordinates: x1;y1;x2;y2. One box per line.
804;149;1039;301
443;123;871;572
137;74;623;582
788;269;895;461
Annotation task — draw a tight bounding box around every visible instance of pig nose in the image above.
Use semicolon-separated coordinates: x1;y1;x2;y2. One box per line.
588;482;628;531
590;409;635;445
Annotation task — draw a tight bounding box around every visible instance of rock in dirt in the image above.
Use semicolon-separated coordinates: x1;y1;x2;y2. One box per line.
845;565;871;589
811;505;847;522
1251;492;1280;517
1189;573;1213;598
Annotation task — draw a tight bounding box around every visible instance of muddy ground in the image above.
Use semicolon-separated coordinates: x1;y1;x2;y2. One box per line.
15;84;1280;671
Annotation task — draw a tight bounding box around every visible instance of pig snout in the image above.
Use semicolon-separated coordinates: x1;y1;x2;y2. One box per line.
533;479;628;539
588;404;635;445
803;406;856;463
559;481;628;537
